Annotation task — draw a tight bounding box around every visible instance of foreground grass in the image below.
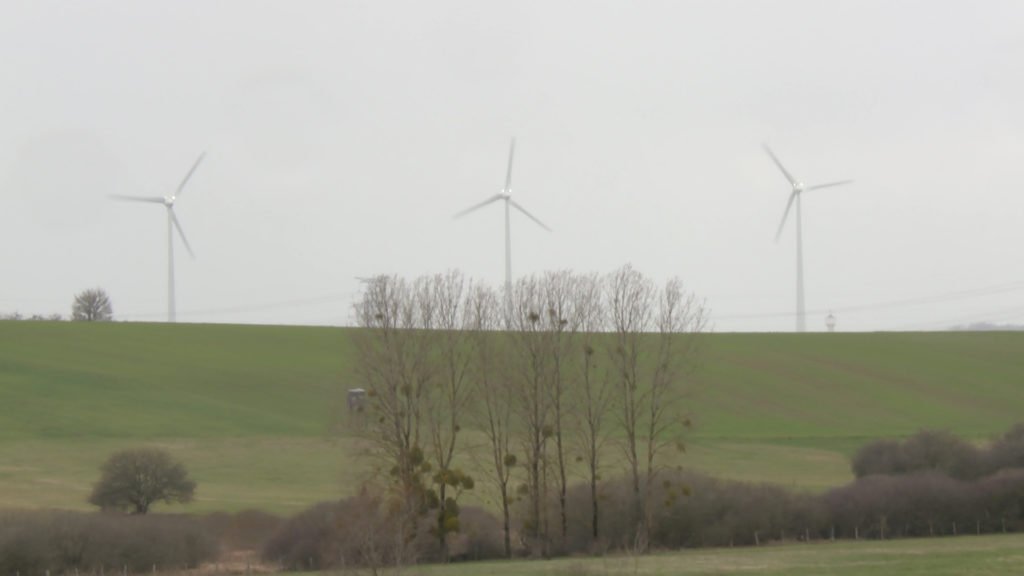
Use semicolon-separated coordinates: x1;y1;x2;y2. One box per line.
2;321;1023;512
413;534;1024;576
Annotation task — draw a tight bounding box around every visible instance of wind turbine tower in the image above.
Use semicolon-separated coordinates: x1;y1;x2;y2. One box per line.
111;153;205;323
764;144;852;332
454;138;550;293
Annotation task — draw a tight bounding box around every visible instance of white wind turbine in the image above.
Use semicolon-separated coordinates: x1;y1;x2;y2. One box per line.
454;138;550;292
111;153;205;323
764;144;852;332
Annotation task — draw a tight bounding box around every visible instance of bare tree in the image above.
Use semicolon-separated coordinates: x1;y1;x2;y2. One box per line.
349;267;706;560
540;270;578;545
89;448;195;514
504;276;552;554
572;272;615;544
605;265;655;532
352;275;435;553
641;278;706;532
423;271;476;557
604;265;706;548
467;283;517;558
72;288;113;321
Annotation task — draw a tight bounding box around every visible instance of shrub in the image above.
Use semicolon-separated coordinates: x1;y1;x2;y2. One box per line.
852;430;983;480
200;509;283;551
0;510;217;573
89;448;196;514
263;491;410;570
264;491;506;569
444;505;505;562
987;424;1024;473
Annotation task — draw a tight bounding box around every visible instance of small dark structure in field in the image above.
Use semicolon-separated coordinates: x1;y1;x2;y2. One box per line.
347;388;366;412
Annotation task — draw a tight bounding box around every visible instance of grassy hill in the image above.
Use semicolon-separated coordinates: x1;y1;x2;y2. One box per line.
1;321;1022;513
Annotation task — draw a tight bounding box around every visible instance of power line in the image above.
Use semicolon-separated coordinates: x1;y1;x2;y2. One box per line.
712;280;1024;322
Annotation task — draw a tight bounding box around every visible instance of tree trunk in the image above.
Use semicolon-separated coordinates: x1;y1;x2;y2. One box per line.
437;481;448;559
558;436;567;541
501;489;511;558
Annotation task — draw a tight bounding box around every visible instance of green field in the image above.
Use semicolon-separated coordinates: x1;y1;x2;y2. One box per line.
1;321;1023;513
415;534;1024;576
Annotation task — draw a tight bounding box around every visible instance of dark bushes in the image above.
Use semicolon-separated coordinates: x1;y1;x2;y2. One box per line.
0;510;217;574
988;424;1024;473
543;466;1024;554
200;509;282;551
440;505;506;562
525;426;1024;557
823;469;1024;538
852;426;1024;480
262;493;506;569
544;470;830;554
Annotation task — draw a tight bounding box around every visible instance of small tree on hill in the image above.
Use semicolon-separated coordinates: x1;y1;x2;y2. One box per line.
72;288;113;321
89;448;196;514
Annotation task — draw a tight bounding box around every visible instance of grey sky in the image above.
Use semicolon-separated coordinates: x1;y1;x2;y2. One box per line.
3;0;1022;331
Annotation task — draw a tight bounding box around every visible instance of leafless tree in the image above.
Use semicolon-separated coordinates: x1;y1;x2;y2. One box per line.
604;265;706;548
641;277;706;530
605;266;655;517
422;271;476;557
571;272;615;543
88;448;195;514
350;267;706;560
466;283;517;558
540;270;579;544
504;276;552;554
352;275;435;549
72;288;113;321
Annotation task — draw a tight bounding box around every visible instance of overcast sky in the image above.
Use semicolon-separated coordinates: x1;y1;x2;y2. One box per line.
2;0;1023;332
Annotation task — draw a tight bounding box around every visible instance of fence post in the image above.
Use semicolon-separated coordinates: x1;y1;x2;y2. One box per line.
754;530;759;546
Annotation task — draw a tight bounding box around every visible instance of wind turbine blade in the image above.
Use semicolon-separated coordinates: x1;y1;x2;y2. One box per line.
775;191;797;242
504;138;516;193
805;179;854;192
509;199;551;232
109;194;165;204
762;144;799;188
175;152;206;197
169;209;195;258
454;194;504;219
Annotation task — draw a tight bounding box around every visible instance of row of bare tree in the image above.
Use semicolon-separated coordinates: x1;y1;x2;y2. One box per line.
1;287;112;322
350;266;706;559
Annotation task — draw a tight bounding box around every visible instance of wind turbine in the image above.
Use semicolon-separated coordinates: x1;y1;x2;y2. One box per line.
454;138;550;293
764;144;852;333
110;153;205;323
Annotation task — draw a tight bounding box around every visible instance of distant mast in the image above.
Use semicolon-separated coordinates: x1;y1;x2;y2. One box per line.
826;312;837;333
